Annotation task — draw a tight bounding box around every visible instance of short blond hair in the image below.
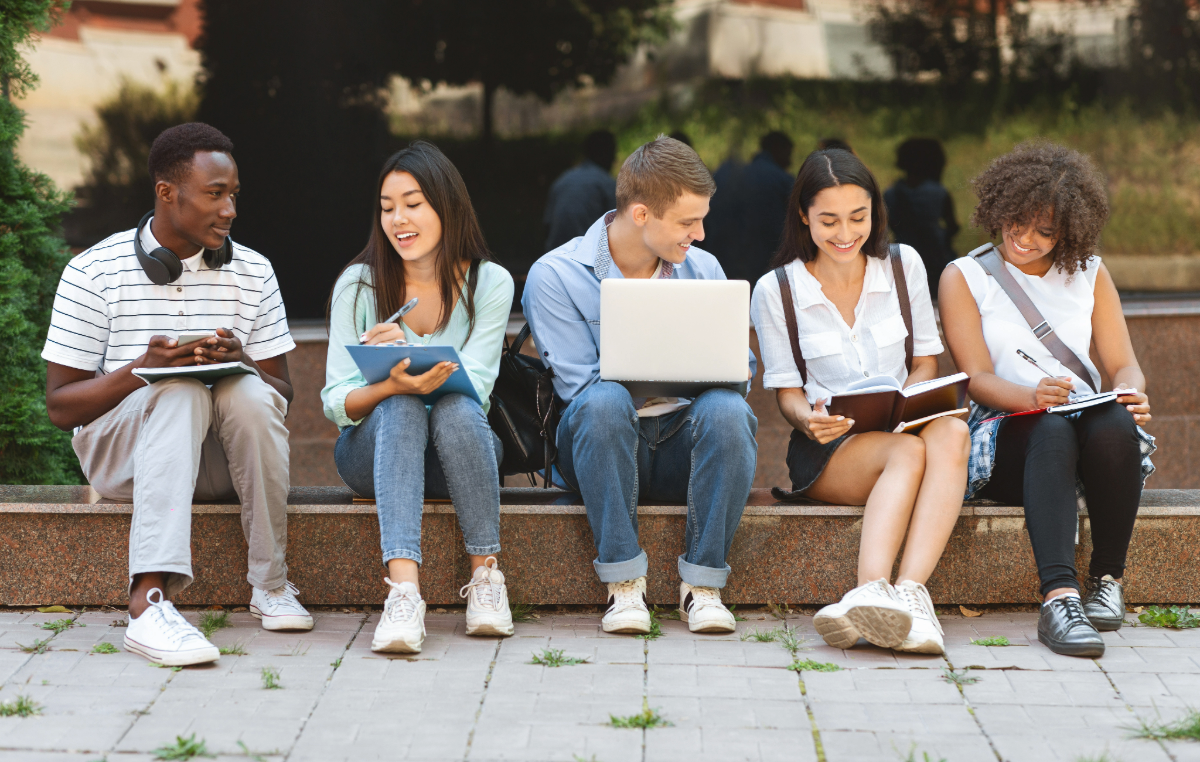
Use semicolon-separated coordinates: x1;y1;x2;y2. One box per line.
616;135;715;217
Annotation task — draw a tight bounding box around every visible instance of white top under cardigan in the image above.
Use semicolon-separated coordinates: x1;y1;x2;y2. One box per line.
751;244;944;406
950;255;1101;394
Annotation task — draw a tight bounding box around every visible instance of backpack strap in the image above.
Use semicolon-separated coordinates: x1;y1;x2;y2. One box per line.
969;242;1095;388
888;244;914;374
773;265;807;387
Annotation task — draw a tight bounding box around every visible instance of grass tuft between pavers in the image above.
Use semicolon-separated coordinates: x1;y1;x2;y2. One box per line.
970;635;1012;646
153;733;213;760
788;659;841;673
941;667;980;686
219;642;247;656
260;667;282;690
635;609;664;641
39;618;74;635
16;638;50;654
91;642;119;654
197;611;231;640
609;706;672;729
0;695;41;718
1137;605;1200;629
528;648;589;667
1130;707;1200;741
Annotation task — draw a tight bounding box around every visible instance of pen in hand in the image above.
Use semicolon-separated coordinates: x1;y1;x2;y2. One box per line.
360;297;419;344
1016;349;1076;400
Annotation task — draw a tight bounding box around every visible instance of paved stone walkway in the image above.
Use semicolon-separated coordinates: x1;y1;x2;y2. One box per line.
0;606;1198;761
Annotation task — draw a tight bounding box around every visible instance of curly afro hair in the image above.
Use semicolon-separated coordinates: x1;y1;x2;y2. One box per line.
148;122;234;185
970;140;1109;275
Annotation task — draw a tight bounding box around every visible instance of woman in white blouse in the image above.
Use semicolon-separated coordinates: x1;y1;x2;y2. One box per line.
940;142;1154;658
751;148;969;655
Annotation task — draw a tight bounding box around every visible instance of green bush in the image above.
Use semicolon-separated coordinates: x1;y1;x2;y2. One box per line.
0;0;82;484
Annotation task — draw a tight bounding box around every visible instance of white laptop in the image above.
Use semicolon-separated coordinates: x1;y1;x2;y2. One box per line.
599;279;750;398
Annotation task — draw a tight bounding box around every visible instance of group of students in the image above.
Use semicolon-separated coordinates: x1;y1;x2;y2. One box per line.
41;122;1154;668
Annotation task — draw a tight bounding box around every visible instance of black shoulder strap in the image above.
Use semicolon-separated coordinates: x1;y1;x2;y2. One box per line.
888;244;914;374
773;265;806;387
969;242;1095;388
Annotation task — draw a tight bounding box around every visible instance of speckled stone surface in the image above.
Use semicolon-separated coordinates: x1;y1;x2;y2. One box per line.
286;315;1199;489
2;486;1197;606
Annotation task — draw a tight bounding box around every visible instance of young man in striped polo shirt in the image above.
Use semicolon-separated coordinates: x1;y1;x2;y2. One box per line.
42;123;311;666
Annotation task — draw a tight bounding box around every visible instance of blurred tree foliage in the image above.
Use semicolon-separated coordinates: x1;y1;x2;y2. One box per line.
66;78;198;245
0;0;83;484
194;0;671;314
394;0;674;142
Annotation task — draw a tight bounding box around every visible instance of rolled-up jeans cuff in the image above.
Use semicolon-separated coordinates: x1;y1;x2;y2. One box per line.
593;550;648;584
382;549;422;567
678;556;731;588
465;543;501;557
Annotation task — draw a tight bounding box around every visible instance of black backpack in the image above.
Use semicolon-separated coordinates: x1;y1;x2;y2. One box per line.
487;323;561;486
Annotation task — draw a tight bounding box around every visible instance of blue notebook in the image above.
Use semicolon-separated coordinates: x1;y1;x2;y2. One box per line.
345;344;481;405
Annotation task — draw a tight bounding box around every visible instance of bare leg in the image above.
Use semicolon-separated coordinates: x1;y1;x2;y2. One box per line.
469;554;497;574
805;432;926;584
387;555;500;596
896;416;971;585
129;572;167;618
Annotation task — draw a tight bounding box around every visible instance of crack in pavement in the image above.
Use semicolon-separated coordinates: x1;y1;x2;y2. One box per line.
462;636;503;762
942;655;1003;761
1094;655;1178;762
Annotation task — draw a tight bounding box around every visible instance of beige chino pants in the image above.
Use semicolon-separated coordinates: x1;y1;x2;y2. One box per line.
72;374;290;599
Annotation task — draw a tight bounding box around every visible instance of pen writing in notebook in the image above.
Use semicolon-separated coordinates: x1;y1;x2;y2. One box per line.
360;297;419;344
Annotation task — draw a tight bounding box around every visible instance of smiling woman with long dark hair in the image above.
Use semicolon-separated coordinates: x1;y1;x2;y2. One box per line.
322;140;515;654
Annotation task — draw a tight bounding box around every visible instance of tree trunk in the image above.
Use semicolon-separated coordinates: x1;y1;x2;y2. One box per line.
481;80;496;146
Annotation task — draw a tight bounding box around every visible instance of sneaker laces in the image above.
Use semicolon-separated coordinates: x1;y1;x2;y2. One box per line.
383;578;420;624
1048;595;1090;630
897;582;943;635
264;581;304;611
142;588;207;646
607;579;645;614
459;559;503;611
847;578;896;605
685;586;725;615
1085;575;1120;600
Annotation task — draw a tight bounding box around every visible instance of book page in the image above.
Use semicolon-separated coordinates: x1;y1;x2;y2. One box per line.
901;372;969;398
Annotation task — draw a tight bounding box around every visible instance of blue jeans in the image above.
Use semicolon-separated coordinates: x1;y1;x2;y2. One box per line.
334;393;503;566
555;381;758;588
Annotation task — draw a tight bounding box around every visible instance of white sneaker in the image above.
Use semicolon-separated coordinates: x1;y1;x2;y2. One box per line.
602;577;651;634
250;581;314;631
679;582;736;633
894;580;945;655
814;579;912;649
371;579;426;653
459;557;514;637
123;588;220;667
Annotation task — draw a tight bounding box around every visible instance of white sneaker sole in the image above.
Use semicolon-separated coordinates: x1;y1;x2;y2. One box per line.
123;635;219;666
845;605;913;649
602;613;651;634
680;608;736;633
813;611;861;649
371;634;424;654
465;617;515;637
250;606;314;631
894;635;945;655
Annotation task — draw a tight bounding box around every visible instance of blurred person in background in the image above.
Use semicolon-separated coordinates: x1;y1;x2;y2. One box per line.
708;131;795;283
884;137;959;300
544;129;618;252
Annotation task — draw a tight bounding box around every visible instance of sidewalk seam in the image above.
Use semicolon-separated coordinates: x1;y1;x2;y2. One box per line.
282;611;369;762
1094;655;1179;762
942;655;1003;761
462;638;503;761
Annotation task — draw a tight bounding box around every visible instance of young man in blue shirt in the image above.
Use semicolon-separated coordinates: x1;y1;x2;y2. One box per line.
523;136;758;634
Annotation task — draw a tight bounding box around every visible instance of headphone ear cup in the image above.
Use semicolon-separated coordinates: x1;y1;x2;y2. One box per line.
140;247;184;285
205;236;233;269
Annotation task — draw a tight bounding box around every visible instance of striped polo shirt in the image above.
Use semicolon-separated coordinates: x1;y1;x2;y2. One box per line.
42;219;295;374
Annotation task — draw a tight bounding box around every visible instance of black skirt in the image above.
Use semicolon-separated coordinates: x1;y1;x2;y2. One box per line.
771;429;851;502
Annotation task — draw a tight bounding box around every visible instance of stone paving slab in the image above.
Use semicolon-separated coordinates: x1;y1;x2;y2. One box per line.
0;608;1198;761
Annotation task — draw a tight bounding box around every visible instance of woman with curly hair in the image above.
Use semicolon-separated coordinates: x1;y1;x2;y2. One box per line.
940;141;1155;658
752;149;971;655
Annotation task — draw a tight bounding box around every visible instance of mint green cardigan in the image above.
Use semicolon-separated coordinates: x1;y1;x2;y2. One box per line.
321;261;514;429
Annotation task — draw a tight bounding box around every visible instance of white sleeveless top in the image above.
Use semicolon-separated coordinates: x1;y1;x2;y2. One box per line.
951;254;1102;394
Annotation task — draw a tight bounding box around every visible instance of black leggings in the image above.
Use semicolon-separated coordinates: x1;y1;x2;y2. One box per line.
976;401;1143;596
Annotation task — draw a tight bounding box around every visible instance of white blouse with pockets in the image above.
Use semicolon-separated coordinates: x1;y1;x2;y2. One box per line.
751;243;944;406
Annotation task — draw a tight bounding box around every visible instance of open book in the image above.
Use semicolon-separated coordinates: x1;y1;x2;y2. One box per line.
132;361;258;384
827;372;970;433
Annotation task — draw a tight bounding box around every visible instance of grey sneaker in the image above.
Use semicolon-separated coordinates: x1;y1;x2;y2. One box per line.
1082;575;1126;632
1038;595;1104;657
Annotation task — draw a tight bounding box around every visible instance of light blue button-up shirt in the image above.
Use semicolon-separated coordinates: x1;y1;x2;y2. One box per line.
522;212;757;405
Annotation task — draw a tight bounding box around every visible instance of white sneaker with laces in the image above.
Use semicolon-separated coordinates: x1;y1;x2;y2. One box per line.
460;557;515;637
678;581;736;633
602;577;651;634
894;580;945;655
123;588;220;666
814;579;912;649
250;581;314;631
372;579;426;653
